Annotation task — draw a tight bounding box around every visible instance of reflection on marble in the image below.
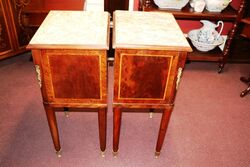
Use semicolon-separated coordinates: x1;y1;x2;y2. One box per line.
28;11;109;49
113;11;191;51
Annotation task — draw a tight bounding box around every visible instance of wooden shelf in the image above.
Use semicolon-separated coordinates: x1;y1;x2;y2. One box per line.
186;39;223;61
188;46;223;62
23;10;50;14
22;11;48;28
143;4;237;21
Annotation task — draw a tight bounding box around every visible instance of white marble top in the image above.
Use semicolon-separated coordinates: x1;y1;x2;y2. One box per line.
27;11;109;49
113;11;192;51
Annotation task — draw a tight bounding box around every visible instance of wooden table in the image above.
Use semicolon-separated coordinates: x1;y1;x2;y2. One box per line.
112;11;192;157
27;11;110;157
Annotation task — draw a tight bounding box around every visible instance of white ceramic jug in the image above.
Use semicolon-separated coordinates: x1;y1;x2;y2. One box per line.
204;0;232;12
197;20;224;44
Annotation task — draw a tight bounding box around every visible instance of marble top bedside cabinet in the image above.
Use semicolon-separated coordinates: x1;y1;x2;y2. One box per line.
27;11;110;157
112;11;192;158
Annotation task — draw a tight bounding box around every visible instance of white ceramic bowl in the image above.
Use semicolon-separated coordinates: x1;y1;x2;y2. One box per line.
188;29;224;52
153;0;189;9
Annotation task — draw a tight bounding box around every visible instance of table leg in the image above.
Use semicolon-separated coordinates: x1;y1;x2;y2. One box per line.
98;108;107;157
113;107;122;156
240;76;250;97
155;107;172;158
44;104;61;157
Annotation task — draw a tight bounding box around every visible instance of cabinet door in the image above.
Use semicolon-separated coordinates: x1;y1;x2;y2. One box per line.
0;1;15;57
39;49;107;105
113;49;181;104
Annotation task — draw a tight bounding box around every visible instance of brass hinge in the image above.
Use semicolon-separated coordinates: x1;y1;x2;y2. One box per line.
176;67;183;90
35;65;42;88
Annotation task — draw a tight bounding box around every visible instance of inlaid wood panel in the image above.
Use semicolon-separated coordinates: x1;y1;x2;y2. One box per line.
49;54;100;99
119;54;172;99
41;49;107;103
113;49;181;104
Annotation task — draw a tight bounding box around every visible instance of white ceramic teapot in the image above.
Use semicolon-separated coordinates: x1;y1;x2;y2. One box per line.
204;0;232;12
197;20;224;44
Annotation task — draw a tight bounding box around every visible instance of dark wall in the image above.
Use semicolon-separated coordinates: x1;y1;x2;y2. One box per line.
229;0;250;63
105;0;129;14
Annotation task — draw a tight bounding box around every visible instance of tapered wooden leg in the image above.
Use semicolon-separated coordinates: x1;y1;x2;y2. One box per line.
113;107;122;156
155;108;172;158
44;104;61;156
98;108;107;157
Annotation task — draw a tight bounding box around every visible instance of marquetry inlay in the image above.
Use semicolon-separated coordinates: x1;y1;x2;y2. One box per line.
118;53;173;100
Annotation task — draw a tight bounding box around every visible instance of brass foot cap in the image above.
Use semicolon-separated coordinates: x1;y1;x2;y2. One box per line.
101;151;105;158
149;112;153;118
65;112;69;118
112;151;118;158
154;151;160;158
56;149;62;158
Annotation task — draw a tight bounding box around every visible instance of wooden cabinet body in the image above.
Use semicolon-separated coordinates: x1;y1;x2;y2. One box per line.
27;11;109;156
0;0;28;60
113;49;187;157
140;0;247;72
112;11;192;157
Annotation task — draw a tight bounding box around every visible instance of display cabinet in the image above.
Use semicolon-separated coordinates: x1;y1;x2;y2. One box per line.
0;0;28;60
18;0;85;45
0;0;85;60
140;0;246;73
